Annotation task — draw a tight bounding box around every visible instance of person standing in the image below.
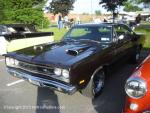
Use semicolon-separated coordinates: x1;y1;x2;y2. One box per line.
64;15;69;29
76;16;80;24
135;14;142;25
57;13;62;29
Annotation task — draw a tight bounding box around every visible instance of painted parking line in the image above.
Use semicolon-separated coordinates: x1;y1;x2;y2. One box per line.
7;79;24;87
0;59;5;62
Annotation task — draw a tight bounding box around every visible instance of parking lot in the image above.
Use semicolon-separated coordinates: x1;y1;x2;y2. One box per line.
0;49;149;113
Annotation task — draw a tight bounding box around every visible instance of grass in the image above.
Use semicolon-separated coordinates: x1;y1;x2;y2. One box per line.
141;21;150;25
135;28;150;48
39;26;150;48
39;27;68;41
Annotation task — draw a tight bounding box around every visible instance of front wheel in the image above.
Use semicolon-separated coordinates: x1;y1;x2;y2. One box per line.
80;69;105;99
92;70;105;97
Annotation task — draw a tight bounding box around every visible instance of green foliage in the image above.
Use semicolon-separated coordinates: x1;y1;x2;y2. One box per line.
136;0;150;4
0;0;5;22
135;0;150;8
0;0;49;28
99;0;127;22
49;0;75;17
99;0;127;12
124;1;142;12
95;10;101;16
124;0;150;11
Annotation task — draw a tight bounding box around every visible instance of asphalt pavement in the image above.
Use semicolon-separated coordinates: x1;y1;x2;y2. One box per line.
0;49;149;113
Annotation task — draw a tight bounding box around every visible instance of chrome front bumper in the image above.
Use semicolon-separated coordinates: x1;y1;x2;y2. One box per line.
7;67;77;95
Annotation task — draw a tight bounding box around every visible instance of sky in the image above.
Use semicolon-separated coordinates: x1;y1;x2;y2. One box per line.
45;0;146;14
45;0;108;14
71;0;107;14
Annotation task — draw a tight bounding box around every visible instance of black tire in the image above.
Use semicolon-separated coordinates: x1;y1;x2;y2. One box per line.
131;46;141;64
80;69;105;99
92;70;105;98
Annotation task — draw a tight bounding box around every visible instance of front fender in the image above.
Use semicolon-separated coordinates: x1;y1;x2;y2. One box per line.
80;66;103;98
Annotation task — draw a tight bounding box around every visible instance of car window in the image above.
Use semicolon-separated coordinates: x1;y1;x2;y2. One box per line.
8;27;17;33
64;26;112;43
13;27;31;33
114;25;131;39
98;27;112;42
69;28;91;38
0;26;7;35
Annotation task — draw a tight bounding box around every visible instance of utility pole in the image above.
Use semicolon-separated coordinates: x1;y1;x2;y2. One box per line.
91;0;93;15
91;0;93;22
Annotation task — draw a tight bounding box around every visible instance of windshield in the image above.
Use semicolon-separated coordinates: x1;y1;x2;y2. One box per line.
0;26;8;35
63;25;112;43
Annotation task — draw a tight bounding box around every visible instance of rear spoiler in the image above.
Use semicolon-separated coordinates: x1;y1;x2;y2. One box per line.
1;32;54;41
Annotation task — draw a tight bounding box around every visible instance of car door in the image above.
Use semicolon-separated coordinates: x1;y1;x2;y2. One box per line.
114;24;133;61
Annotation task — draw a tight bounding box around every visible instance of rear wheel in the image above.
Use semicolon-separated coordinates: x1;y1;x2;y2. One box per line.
131;46;141;64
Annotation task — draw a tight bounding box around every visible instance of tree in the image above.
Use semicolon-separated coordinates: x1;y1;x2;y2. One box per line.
95;10;101;16
135;0;150;8
99;0;127;22
135;0;150;4
124;1;142;12
0;0;5;22
0;0;49;28
49;0;75;17
124;0;150;12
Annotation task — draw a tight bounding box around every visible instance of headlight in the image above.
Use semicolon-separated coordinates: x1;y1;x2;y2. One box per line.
5;57;15;66
54;68;62;76
14;59;19;66
125;77;147;99
5;57;11;66
10;58;15;65
54;68;70;79
5;57;19;67
62;69;69;79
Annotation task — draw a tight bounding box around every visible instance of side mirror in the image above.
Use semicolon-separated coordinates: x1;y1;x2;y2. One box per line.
118;35;124;40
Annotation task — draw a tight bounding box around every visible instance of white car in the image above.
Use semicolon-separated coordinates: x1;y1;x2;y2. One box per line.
0;24;54;55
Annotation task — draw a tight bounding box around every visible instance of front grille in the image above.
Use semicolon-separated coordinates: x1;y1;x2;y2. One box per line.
18;61;54;76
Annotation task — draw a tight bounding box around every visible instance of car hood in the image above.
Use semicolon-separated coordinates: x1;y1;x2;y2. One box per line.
7;40;109;67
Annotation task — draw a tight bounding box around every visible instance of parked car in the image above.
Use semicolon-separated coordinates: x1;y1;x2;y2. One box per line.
0;24;54;55
124;55;150;113
5;23;145;98
0;24;37;35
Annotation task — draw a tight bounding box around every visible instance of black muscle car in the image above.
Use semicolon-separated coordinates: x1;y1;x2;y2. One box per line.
5;23;145;98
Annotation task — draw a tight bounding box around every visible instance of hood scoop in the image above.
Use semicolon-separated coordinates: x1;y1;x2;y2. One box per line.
66;49;79;56
66;46;90;56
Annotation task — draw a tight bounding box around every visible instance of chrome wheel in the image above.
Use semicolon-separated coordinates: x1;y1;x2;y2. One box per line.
93;71;105;95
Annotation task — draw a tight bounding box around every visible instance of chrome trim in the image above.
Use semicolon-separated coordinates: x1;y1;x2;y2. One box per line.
16;63;70;83
6;58;69;83
17;60;54;69
7;67;76;95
